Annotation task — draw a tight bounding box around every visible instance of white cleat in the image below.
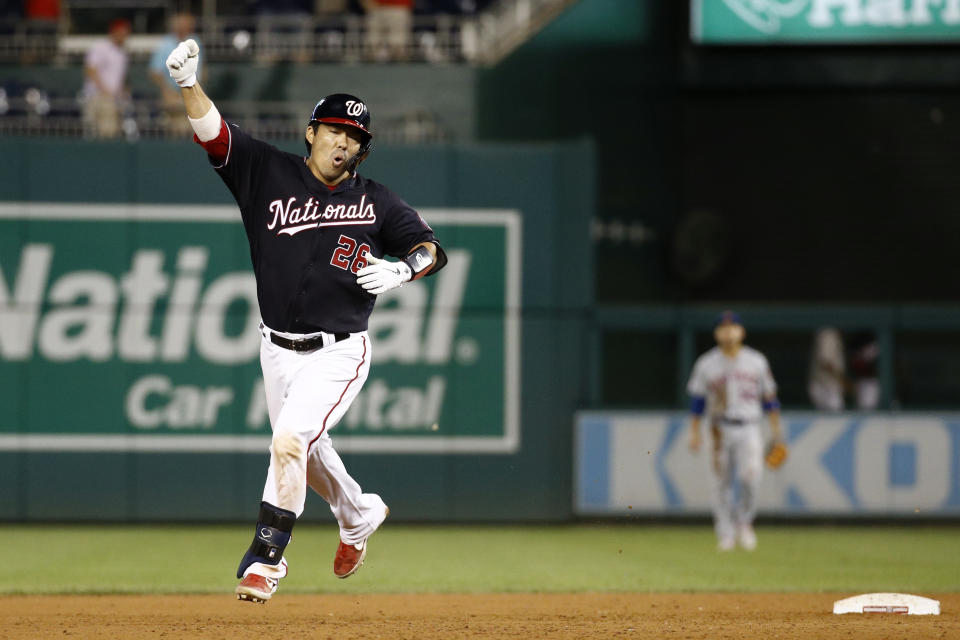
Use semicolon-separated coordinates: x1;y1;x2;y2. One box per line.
737;525;757;551
717;537;736;552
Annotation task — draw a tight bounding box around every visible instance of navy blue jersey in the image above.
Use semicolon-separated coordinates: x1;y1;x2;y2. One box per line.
207;123;443;333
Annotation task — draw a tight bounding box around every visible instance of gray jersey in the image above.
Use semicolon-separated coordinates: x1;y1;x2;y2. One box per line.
687;346;777;422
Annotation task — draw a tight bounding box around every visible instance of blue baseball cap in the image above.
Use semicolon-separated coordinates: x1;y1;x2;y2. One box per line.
717;310;742;326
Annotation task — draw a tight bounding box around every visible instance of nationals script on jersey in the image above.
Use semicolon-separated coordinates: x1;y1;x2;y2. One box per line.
266;194;377;236
686;346;777;422
202;123;439;334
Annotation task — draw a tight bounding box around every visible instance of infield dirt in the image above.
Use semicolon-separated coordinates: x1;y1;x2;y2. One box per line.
2;593;957;639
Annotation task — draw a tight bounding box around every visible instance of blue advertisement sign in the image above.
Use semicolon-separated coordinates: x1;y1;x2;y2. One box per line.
575;412;960;516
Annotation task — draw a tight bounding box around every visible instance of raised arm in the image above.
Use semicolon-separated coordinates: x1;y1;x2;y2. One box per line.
165;38;230;163
181;83;213;119
166;40;210;116
166;39;215;120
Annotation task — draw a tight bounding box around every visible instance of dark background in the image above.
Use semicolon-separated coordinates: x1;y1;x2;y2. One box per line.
480;2;960;304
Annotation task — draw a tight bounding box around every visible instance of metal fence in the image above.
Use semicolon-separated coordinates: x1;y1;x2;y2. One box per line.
0;0;576;66
0;0;575;141
0;15;468;65
0;92;452;142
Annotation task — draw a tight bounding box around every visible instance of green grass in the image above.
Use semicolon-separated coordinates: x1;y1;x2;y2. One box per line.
2;524;958;595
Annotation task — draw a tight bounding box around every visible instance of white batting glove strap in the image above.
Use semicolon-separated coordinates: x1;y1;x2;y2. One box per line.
356;255;412;295
166;39;199;88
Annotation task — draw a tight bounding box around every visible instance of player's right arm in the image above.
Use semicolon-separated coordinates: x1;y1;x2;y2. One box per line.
166;39;271;219
688;402;705;452
166;39;206;112
178;82;216;126
180;82;213;119
687;358;707;452
165;39;238;169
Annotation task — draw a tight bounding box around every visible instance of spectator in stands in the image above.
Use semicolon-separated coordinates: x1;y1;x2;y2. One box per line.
150;11;199;136
251;0;312;63
808;327;846;411
81;18;130;139
361;0;413;62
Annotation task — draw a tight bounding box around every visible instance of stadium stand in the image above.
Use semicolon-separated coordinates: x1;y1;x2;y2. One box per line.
0;0;573;140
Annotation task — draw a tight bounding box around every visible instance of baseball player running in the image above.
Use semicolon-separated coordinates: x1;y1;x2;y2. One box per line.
687;311;783;551
166;40;447;602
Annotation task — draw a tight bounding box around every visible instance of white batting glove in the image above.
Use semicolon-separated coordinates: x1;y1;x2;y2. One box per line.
166;39;199;88
356;254;412;295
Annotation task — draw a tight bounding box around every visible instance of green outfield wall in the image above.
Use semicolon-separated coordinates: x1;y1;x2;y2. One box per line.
0;137;594;522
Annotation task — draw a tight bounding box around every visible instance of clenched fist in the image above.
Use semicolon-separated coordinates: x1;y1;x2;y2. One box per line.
166;39;199;88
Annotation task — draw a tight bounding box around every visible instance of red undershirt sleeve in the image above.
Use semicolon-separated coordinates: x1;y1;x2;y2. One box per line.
193;118;230;164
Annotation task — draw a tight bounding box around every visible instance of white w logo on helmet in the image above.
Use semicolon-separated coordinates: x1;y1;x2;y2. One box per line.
345;100;365;117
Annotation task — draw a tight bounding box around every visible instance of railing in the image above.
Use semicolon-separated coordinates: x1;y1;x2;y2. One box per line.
0;0;577;66
467;0;578;65
0;94;451;143
1;13;470;65
589;305;960;411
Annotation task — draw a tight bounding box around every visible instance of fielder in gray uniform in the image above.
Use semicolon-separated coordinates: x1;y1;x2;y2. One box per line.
687;311;782;551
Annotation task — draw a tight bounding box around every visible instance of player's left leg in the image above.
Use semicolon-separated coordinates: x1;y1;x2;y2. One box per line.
733;424;764;550
307;434;389;577
301;333;389;577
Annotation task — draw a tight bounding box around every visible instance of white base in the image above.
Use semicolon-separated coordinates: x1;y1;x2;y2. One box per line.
833;593;940;615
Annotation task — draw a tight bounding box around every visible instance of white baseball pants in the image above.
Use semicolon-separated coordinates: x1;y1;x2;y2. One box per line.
244;327;388;580
710;422;763;544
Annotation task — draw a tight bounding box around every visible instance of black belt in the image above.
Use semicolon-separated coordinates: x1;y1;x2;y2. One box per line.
261;324;349;352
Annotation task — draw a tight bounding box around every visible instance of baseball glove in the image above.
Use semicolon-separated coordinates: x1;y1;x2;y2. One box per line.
765;440;788;469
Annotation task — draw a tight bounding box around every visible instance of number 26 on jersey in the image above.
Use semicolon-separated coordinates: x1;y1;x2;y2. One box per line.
330;234;371;274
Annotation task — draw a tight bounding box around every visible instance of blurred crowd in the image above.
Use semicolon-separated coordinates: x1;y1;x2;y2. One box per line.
808;328;880;411
0;0;494;26
1;0;495;66
1;1;499;139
